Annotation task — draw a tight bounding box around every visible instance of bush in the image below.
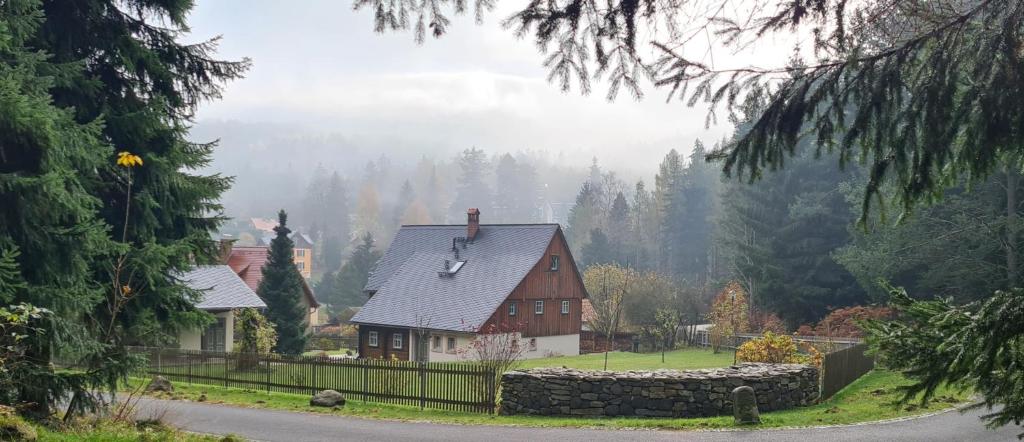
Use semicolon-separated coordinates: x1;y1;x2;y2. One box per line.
736;332;815;366
797;306;893;338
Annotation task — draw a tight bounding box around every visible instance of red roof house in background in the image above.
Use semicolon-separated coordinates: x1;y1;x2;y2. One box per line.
220;242;320;329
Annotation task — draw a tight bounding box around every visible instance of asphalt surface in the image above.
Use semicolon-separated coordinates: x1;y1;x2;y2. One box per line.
136;397;1021;442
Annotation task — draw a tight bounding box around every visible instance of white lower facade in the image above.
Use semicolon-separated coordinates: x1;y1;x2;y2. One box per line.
409;331;580;362
177;310;235;352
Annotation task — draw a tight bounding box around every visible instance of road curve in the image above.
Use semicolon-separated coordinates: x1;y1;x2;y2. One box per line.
136;398;1019;442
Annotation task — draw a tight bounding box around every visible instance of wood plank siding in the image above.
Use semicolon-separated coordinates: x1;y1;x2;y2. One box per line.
358;325;411;360
484;229;586;337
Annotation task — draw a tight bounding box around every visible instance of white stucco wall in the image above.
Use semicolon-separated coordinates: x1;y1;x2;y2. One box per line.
177;310;235;352
425;332;475;362
421;332;581;362
522;334;580;359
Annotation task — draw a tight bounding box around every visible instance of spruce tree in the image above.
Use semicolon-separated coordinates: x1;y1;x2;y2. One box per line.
258;211;309;355
333;233;382;309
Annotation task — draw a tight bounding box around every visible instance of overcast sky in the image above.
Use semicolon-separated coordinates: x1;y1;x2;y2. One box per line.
184;0;760;174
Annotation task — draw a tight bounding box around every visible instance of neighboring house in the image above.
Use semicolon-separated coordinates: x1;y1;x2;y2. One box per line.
258;232;314;279
351;208;587;362
177;265;267;352
250;217;277;234
221;242;321;329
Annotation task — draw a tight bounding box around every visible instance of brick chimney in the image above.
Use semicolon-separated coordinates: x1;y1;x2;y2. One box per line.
467;208;481;240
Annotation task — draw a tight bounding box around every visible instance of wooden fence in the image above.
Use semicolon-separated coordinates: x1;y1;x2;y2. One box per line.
129;347;496;413
820;343;875;399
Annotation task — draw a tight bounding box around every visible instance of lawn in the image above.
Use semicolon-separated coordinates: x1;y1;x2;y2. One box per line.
518;348;733;371
130;369;971;430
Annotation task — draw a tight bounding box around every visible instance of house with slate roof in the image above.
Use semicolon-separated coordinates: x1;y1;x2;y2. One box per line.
351;209;588;361
176;265;267;352
257;231;315;278
221;243;321;329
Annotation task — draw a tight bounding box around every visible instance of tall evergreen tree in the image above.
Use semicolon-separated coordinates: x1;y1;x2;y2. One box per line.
392;180;415;229
494;153;540;222
660;141;719;283
565;181;603;253
1;0;244;413
580;229;615;269
329;233;382;311
449;148;492;221
258;211;308;355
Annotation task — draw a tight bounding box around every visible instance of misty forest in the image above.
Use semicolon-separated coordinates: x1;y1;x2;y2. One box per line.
4;0;1024;438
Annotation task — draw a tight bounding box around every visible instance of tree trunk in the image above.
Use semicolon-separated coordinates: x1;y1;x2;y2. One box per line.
1008;167;1018;288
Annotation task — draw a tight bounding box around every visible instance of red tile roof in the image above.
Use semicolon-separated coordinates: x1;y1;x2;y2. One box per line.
581;298;596;324
226;246;319;308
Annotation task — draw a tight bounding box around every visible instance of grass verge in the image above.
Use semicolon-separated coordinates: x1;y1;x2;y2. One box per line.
128;369;969;430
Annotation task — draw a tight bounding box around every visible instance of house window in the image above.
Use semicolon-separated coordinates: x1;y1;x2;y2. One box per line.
296;261;305;271
528;338;537;351
201;317;226;352
561;300;570;314
368;331;379;347
534;300;544;314
296;249;305;257
432;335;441;352
549;255;560;271
509;302;517;316
447;336;456;352
392;333;403;350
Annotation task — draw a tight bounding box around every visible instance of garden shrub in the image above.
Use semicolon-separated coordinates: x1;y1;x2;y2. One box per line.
736;332;817;366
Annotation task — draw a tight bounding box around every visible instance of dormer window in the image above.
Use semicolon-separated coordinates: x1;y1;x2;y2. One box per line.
549;255;560;271
509;302;517;316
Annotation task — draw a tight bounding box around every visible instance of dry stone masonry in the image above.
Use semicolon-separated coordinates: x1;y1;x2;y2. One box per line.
500;363;818;417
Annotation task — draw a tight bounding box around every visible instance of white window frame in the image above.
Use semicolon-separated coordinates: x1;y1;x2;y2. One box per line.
392;333;403;350
509;302;517;316
432;335;442;352
561;300;570;314
550;255;560;271
534;300;544;314
368;331;379;347
447;336;456;352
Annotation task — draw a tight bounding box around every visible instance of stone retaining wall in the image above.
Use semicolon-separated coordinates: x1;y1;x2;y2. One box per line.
500;363;818;417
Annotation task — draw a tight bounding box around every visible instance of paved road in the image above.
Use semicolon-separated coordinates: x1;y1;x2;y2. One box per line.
137;398;1020;441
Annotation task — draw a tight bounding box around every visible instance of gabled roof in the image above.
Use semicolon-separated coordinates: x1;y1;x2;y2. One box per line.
179;265;267;310
257;232;314;248
226;246;320;308
352;224;560;332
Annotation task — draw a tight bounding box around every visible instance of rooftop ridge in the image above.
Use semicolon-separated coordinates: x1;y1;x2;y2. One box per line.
399;223;560;228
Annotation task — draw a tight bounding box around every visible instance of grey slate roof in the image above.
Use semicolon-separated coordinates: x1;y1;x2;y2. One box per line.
180;265;267;310
352;224;559;332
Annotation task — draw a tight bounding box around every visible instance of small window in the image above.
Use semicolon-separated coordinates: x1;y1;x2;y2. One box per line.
296;261;305;270
368;331;379;347
392;333;403;350
534;300;544;314
550;255;560;271
432;335;441;352
509;302;517;316
528;338;537;351
447;337;456;351
296;249;305;257
561;300;570;314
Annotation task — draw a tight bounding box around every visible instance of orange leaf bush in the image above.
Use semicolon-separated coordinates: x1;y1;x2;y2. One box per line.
736;332;820;367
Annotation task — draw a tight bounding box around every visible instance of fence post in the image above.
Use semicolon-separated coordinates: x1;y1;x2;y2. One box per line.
362;358;369;402
224;351;229;388
419;362;426;410
266;353;271;393
487;367;496;414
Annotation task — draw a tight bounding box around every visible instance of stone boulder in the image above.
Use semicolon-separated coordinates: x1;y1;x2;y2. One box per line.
732;386;760;424
146;376;174;393
310;390;346;407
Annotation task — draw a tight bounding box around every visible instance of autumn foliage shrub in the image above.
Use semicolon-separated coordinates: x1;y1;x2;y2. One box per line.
796;306;893;338
736;332;821;367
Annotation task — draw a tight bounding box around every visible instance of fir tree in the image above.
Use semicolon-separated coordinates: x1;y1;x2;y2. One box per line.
580;229;615;269
258;211;308;355
2;0;243;414
449;148;492;221
332;233;382;310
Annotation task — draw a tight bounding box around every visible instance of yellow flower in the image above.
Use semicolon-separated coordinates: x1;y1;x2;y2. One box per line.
117;152;143;168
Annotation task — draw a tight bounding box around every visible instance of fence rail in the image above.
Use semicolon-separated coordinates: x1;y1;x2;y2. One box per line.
820;343;874;399
129;347;496;413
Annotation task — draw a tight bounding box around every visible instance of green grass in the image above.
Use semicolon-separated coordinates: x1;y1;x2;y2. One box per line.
129;369;970;430
518;349;734;371
302;349;355;357
34;422;227;442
